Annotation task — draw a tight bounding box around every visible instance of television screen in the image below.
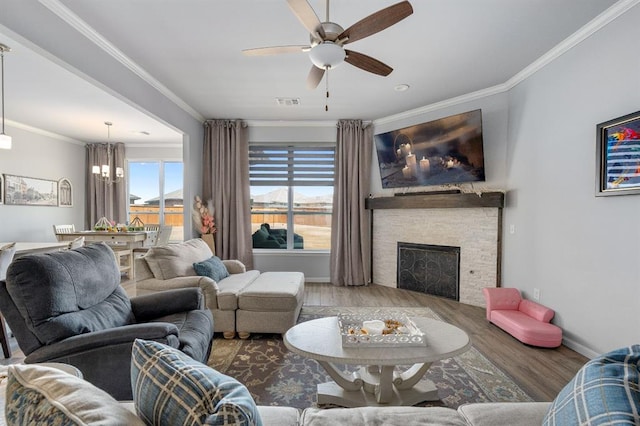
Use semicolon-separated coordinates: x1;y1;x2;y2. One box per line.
374;109;485;189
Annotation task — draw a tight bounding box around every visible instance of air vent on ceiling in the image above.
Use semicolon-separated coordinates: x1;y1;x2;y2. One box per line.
275;97;301;106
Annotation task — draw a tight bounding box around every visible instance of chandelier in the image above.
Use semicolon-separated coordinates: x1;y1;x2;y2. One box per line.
92;121;124;183
0;43;11;150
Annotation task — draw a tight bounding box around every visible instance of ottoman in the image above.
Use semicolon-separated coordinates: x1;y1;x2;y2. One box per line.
236;272;305;339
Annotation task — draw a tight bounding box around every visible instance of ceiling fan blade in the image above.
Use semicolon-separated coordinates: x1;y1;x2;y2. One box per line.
307;65;325;89
242;45;310;56
287;0;326;40
337;1;413;45
344;50;393;76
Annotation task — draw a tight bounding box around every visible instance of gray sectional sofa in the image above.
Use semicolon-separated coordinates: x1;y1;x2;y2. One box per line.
135;238;304;338
5;344;639;426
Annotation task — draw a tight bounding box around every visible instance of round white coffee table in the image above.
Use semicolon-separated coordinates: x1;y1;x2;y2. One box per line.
284;316;471;407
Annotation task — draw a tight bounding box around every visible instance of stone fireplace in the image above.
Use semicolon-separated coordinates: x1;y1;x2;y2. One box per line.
397;242;460;301
367;192;504;307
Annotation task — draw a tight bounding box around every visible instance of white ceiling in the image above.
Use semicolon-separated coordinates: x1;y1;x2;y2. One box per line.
0;0;621;145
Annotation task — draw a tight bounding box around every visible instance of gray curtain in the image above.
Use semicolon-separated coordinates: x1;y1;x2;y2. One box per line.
85;142;127;229
202;119;253;268
330;119;373;286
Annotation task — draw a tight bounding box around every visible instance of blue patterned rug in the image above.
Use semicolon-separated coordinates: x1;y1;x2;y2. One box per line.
208;306;533;409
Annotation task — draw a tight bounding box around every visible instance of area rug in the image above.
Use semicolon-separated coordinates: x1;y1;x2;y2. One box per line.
208;306;533;409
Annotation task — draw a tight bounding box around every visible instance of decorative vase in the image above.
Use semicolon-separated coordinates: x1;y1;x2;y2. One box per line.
201;233;215;255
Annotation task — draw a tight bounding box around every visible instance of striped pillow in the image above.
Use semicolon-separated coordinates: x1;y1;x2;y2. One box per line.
543;345;640;425
131;339;263;426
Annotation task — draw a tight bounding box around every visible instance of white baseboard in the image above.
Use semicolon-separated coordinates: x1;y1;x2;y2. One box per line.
562;337;599;359
304;277;330;283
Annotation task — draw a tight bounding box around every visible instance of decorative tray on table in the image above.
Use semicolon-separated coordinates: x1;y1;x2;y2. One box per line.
337;313;426;347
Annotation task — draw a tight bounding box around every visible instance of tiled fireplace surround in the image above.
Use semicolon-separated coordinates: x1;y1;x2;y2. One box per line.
368;193;503;307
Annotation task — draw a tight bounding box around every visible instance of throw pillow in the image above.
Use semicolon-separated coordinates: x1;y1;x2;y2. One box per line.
131;339;263;426
5;364;144;426
145;238;212;280
193;255;230;282
543;344;640;425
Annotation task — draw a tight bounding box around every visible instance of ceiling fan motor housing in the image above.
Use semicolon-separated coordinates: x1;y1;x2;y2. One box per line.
311;22;345;43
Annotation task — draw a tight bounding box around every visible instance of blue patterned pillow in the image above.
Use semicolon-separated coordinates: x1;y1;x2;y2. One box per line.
131;339;263;426
193;256;230;282
543;345;640;425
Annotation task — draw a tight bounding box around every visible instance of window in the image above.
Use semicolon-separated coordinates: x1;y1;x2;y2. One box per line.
249;144;334;250
128;161;183;242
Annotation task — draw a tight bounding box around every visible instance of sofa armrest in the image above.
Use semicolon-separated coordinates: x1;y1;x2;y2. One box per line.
519;299;554;323
223;259;246;274
457;402;551;426
24;323;180;363
131;288;204;321
136;276;220;312
482;288;522;321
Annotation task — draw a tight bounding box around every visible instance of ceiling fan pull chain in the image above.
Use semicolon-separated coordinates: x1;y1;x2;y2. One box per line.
325;67;329;111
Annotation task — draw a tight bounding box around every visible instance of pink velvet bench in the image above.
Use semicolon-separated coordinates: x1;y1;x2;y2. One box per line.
482;288;562;348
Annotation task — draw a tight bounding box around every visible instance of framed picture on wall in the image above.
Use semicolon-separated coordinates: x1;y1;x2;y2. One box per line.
3;174;59;206
596;110;640;196
58;178;73;207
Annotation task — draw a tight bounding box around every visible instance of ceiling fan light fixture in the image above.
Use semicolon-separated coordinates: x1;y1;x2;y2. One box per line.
308;42;345;69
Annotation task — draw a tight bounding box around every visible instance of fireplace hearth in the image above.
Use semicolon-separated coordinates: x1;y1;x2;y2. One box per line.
397;242;460;301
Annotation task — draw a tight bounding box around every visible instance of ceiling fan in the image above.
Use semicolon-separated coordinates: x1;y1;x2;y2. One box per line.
242;0;413;91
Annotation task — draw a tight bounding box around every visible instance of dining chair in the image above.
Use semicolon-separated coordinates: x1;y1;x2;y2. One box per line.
53;224;76;241
133;225;173;258
67;236;85;250
0;242;17;358
156;225;173;246
143;224;160;247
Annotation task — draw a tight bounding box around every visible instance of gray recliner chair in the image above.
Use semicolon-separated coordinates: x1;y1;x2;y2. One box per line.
0;242;214;400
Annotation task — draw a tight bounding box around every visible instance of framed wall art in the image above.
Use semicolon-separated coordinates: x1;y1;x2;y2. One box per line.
596;110;640;196
58;178;73;207
3;174;59;206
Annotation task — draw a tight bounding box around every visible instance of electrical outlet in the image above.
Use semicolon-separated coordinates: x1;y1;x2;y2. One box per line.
533;288;540;301
509;224;516;234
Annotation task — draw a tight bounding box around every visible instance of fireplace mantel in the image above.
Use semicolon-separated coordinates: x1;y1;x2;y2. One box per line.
365;192;504;210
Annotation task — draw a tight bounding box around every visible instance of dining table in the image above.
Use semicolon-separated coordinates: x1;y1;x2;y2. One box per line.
53;230;154;249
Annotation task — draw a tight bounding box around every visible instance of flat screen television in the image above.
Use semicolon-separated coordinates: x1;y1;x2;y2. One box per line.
374;109;486;189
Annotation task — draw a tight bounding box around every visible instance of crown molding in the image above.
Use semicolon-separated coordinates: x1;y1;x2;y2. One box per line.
7;119;85;145
375;0;639;127
39;0;205;123
373;83;509;127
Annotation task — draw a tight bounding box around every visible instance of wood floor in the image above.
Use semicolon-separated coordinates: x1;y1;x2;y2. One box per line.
1;282;588;402
304;282;588;402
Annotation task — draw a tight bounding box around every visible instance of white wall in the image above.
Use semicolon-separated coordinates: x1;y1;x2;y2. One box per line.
0;124;85;242
503;5;640;356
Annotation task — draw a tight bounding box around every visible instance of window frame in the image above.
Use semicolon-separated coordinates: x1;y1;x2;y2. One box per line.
249;142;335;251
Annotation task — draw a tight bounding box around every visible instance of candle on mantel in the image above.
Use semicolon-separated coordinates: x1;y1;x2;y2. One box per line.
419;156;430;173
396;148;402;157
402;143;412;155
402;165;412;179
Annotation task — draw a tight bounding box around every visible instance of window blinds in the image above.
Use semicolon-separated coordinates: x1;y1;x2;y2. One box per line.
249;144;335;187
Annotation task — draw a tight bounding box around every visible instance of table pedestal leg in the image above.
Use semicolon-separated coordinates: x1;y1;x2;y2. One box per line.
316;362;440;407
